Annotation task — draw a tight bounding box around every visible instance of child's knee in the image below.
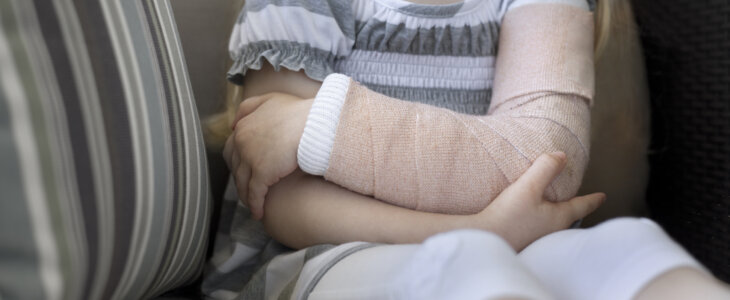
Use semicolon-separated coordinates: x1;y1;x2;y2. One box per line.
592;217;668;246
422;229;515;261
588;218;673;252
403;230;551;299
401;230;516;289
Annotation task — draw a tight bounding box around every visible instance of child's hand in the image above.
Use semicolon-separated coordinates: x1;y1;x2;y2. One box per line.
474;152;606;251
223;92;314;220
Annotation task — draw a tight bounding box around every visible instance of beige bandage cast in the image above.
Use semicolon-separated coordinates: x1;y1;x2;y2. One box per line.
297;4;595;214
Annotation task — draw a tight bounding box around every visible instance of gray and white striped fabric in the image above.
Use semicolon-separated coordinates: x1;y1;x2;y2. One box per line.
228;0;591;115
203;182;378;300
0;0;210;299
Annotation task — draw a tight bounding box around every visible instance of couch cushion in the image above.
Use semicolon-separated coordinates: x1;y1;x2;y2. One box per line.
633;0;730;283
0;0;210;299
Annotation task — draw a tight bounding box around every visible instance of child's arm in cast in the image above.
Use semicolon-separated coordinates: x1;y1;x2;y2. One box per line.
296;4;595;214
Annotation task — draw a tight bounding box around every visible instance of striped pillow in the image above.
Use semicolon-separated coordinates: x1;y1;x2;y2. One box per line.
0;0;210;299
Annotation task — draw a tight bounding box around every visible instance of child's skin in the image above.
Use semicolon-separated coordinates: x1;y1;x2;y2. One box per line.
223;63;605;251
220;1;730;298
225;1;599;247
225;65;730;300
227;1;600;228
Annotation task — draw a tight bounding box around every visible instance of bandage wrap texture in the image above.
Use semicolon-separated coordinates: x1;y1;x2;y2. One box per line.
313;4;595;214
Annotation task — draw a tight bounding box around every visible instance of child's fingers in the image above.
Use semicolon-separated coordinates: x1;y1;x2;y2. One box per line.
234;162;251;206
515;152;567;195
247;176;269;220
226;136;253;207
222;135;235;169
559;192;606;224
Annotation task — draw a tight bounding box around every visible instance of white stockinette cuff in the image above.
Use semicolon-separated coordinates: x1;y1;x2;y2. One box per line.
297;73;351;175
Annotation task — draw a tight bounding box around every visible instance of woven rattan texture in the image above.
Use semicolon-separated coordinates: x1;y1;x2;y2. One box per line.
632;0;730;282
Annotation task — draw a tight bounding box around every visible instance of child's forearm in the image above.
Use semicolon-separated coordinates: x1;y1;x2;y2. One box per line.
298;4;595;214
319;89;590;214
236;68;489;247
262;169;502;249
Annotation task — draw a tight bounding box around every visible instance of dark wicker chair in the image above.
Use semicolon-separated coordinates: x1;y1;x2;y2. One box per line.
632;0;730;283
